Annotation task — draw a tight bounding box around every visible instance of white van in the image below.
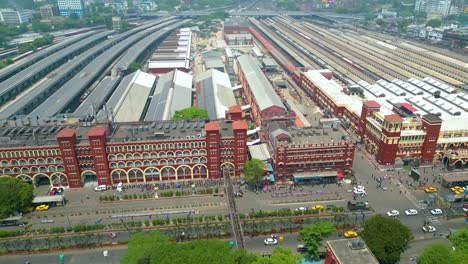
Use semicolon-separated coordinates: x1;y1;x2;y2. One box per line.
116;182;123;192
94;185;107;192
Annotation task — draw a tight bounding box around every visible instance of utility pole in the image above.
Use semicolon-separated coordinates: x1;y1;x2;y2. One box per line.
222;167;245;249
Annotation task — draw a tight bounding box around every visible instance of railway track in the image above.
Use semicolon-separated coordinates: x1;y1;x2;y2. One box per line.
301;22;412;81
267;17;374;83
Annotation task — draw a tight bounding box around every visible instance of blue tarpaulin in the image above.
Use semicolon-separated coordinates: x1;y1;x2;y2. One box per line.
267;163;274;172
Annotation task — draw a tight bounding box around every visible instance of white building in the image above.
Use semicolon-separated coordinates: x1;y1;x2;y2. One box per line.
415;0;452;18
0;9;31;25
57;0;85;18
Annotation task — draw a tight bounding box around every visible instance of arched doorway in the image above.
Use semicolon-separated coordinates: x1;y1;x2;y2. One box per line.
128;169;144;183
111;169;128;184
144;168;160;182
454;160;462;170
176;165;192;180
221;162;235;178
160;166;176;181
193;164;208;179
33;174;51;186
81;170;97;187
51;173;68;187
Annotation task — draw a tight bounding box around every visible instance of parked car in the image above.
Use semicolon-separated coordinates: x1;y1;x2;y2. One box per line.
297;244;307;253
354;186;365;191
311;205;324;210
405;209;418;216
264;238;278;245
353;189;366;195
386;210;400;217
422;225;436;233
295;207;307;211
35;204;49;211
95;185;107;192
424;187;438;193
431;209;443;215
343;231;358;238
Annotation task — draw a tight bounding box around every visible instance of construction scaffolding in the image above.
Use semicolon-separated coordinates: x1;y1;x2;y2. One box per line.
223;167;245;249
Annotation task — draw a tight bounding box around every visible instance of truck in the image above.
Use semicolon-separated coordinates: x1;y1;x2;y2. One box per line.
347;201;369;211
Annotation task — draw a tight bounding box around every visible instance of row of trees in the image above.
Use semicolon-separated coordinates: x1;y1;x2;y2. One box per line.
121;230;299;264
17;33;53;53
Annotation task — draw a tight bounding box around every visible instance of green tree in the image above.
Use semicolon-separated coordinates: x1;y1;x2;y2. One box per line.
417;243;454;264
121;230;259;264
253;246;300;264
0;177;34;218
449;227;468;252
129;62;142;72
426;19;442;27
244;158;264;186
360;215;413;264
299;221;336;259
31;19;52;32
172;106;208;120
376;19;385;26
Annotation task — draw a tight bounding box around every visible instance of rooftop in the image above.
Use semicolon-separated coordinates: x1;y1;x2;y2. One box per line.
248;143;271;161
237;55;285;112
303;70;468;132
144;69;192;121
113;70;156;122
196;69;236;120
327;238;379;264
268;121;346;146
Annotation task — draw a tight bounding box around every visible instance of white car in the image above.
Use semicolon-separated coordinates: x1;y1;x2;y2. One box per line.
264;238;278;245
386;210;400;217
422;225;436;233
295;207;307;211
463;186;468;191
354;185;365;190
431;209;443;215
353;189;366;195
405;209;418;216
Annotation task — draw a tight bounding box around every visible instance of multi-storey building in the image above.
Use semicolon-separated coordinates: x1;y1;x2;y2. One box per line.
264;120;355;183
40;5;57;19
0;9;31;25
237;55;292;127
236;56;354;183
0;120;247;188
415;0;452;17
297;69;468;169
57;0;85;18
223;18;253;46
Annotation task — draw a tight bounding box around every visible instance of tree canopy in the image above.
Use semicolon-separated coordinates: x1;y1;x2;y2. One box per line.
426;19;442;28
448;227;468;262
299;221;336;259
244;158;265;186
360;215;413;264
121;231;299;264
172;107;209;120
417;243;454;264
0;177;34;218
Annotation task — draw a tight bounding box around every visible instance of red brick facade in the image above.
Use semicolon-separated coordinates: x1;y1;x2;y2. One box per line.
0;121;247;188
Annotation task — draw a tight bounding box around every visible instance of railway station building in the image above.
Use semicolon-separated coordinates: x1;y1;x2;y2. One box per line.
0;120;248;188
298;69;468;168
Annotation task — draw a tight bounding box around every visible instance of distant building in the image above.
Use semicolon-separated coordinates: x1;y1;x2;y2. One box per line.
57;0;85;18
223;18;253;46
112;16;121;31
0;9;31;25
325;238;379;264
415;0;452;18
40;5;57;19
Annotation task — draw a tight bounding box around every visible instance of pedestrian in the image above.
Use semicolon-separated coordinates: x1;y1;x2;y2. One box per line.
400;190;402;194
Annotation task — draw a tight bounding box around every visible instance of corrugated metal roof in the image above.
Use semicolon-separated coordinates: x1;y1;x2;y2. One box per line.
196;69;236;119
148;60;190;69
113;70;156;122
237;55;285;112
144;69;192;121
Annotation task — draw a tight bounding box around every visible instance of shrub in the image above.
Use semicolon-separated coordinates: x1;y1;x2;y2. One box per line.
217;215;223;221
49;227;65;233
133;194;137;199
214;187;219;193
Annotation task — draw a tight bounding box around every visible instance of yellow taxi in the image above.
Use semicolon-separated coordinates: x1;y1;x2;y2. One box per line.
311;205;324;211
343;231;358;238
424;187;438;193
451;186;464;194
35;204;49;211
